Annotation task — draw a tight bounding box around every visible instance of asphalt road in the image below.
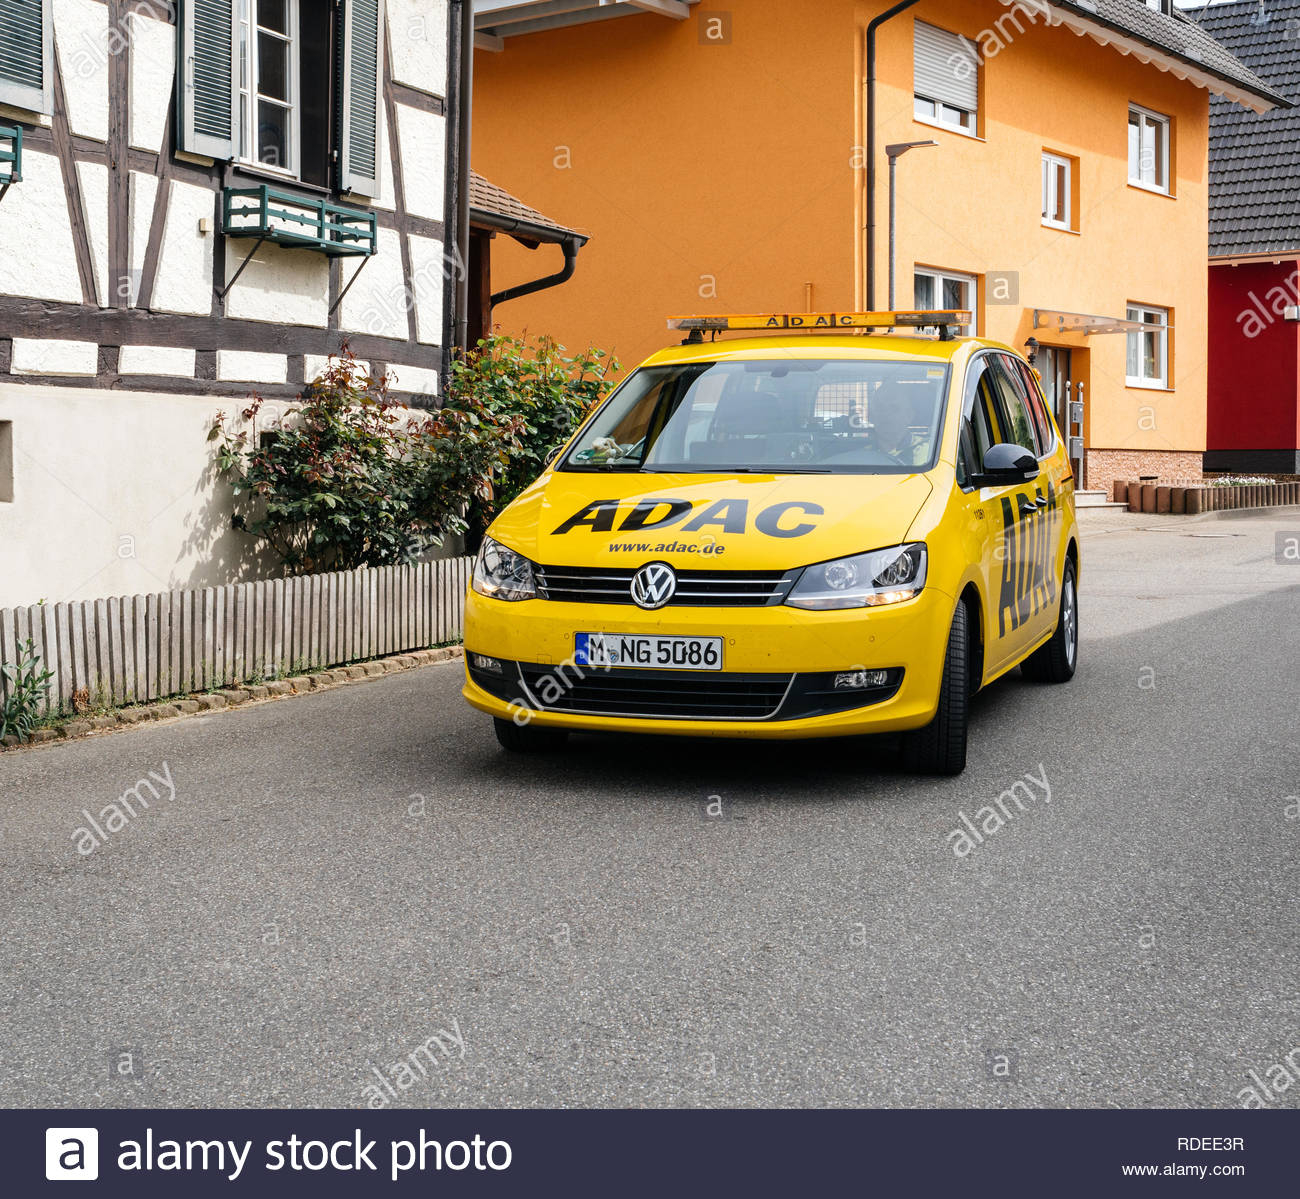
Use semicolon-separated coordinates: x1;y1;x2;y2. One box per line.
1;510;1297;1109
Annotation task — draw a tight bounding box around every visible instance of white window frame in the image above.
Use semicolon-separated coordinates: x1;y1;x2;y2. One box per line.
1041;151;1072;231
1126;304;1169;389
1128;103;1170;195
237;0;301;178
913;21;979;137
914;267;977;337
913;95;977;137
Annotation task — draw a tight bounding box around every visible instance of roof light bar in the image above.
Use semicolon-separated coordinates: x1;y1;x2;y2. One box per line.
667;310;972;333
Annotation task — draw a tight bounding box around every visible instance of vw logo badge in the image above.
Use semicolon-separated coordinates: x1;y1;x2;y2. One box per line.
630;562;677;610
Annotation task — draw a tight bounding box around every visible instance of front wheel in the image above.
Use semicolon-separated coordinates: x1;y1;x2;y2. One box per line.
901;601;969;776
494;717;569;753
1021;558;1078;684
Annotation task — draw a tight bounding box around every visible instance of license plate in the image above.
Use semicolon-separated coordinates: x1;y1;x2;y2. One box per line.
574;633;724;671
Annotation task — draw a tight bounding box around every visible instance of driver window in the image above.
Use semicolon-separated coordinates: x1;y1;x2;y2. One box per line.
958;358;1001;484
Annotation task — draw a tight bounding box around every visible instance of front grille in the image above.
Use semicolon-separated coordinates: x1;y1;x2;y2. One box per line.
535;565;796;607
517;664;792;720
469;660;904;723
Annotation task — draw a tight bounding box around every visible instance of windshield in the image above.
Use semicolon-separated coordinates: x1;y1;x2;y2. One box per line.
561;358;950;474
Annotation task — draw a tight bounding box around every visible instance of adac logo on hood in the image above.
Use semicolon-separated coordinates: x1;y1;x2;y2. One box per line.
551;497;824;539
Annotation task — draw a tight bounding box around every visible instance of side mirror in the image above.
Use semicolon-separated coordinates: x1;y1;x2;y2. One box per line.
973;442;1038;487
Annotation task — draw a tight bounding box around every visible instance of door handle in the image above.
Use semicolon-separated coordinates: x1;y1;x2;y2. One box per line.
1017;497;1038;517
1033;490;1048;508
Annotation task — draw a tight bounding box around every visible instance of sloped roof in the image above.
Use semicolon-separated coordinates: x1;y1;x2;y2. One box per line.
468;172;588;246
1017;0;1290;110
1195;0;1300;257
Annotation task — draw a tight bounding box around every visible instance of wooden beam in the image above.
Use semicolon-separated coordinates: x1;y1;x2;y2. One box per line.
474;32;505;52
624;0;690;18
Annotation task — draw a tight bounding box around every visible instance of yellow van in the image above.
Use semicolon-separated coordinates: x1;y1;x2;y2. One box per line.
462;311;1079;774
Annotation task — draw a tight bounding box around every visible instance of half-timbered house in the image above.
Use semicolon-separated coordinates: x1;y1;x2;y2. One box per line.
0;0;468;605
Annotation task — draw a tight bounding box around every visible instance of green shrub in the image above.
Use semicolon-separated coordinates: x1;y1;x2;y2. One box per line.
1;638;55;742
212;349;525;573
441;333;619;545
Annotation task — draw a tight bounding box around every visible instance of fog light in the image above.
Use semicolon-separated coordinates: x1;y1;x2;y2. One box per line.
834;669;890;690
471;654;503;675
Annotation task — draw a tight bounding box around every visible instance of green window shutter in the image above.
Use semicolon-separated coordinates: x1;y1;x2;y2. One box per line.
177;0;237;160
0;0;52;114
340;0;384;196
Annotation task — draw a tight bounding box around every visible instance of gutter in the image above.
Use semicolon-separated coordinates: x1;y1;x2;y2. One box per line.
453;0;474;350
865;0;920;311
489;235;584;308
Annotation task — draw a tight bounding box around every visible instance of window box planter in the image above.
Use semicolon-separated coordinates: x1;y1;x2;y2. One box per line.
221;184;376;257
0;125;21;187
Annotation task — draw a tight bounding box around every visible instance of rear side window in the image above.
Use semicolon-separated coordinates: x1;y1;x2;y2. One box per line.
1011;357;1054;453
988;357;1039;456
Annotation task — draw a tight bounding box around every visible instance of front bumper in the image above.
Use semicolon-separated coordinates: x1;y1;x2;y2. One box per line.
461;585;955;739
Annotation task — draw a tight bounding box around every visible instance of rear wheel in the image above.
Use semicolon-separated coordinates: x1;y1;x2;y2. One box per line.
901;601;969;776
1021;558;1078;684
493;717;569;753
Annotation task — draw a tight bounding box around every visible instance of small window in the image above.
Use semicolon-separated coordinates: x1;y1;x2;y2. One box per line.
1128;104;1170;194
1126;304;1170;389
914;20;978;135
0;419;13;503
1041;152;1072;230
914;268;977;336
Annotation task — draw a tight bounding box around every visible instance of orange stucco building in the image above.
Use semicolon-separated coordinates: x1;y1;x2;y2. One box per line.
470;0;1287;493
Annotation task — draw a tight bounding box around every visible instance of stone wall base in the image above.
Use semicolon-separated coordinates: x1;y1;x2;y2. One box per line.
1085;449;1204;494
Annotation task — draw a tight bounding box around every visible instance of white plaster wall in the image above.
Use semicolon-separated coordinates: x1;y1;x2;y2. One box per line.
0;383;282;607
304;354;370;382
128;12;174;154
11;338;97;375
151;180;216;315
118;346;197;377
0;150;82;303
224;241;330;327
387;0;449;96
339;226;408;340
395;105;446;222
52;0;110;143
407;234;446;345
128;170;159;307
76;160;110;306
386;363;439;399
217;350;288;383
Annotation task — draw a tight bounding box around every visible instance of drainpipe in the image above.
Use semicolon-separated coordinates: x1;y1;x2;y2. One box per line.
490;236;583;307
865;0;920;311
453;0;474;351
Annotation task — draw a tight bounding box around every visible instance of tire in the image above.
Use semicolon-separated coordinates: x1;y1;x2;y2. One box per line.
1021;558;1078;684
901;600;969;776
493;716;569;753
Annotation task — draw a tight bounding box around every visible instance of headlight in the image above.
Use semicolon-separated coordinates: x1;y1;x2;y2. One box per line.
472;536;537;602
785;544;927;610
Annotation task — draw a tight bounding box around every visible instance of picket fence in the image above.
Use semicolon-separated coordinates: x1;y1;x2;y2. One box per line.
0;558;474;714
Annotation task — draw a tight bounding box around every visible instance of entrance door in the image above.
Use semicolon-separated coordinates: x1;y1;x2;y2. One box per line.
1038;347;1072;440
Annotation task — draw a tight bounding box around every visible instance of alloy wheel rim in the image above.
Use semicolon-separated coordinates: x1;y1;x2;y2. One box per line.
1063;576;1077;667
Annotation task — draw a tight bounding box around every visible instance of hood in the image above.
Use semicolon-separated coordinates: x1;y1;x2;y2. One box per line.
488;470;934;571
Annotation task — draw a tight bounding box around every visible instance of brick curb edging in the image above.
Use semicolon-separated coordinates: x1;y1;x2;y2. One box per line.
0;646;464;753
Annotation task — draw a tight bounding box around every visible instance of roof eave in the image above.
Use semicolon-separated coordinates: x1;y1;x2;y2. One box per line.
1019;2;1292;113
469;207;590;248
